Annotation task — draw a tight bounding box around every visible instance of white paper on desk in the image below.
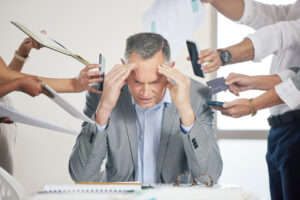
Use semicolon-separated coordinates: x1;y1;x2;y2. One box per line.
0;105;78;135
142;0;206;59
42;84;94;124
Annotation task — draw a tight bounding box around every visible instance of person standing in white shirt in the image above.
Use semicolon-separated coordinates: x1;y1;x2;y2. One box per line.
198;0;300;199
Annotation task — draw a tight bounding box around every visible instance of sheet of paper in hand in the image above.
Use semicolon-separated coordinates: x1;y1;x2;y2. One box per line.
206;77;229;94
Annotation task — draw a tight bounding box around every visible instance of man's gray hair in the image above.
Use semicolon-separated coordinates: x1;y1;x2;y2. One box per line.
124;32;170;63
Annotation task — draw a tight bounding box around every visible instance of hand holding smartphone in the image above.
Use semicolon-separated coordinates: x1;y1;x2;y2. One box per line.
186;40;204;78
206;100;224;107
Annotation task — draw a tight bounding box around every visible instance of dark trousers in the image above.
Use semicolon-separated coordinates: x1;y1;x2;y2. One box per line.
266;120;300;200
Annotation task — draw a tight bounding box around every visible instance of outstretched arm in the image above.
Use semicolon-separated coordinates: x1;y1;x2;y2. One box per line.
202;0;245;21
0;76;50;98
1;57;102;93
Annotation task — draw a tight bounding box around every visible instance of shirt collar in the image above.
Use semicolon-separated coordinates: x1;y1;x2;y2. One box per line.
131;88;172;109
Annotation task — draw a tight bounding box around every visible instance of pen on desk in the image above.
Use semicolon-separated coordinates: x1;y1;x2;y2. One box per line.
98;54;105;91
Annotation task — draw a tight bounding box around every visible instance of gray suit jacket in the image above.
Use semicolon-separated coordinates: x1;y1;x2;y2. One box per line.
69;79;222;184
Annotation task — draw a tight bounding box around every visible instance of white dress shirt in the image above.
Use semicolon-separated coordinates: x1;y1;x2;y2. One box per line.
275;68;300;110
237;0;300;115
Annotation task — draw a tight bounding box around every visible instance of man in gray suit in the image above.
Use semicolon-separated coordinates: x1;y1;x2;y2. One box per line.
69;33;222;185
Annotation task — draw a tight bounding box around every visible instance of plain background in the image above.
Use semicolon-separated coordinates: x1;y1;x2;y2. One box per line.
0;0;271;199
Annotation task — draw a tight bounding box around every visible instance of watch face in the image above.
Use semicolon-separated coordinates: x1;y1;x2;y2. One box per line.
221;50;232;64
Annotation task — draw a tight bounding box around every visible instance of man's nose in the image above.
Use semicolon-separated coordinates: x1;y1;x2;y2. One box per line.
141;84;150;97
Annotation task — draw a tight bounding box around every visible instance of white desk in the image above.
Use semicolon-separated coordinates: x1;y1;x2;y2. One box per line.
26;185;263;200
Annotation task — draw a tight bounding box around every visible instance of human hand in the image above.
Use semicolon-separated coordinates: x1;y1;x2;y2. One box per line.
99;63;136;111
73;64;103;94
96;63;136;125
158;64;195;126
211;98;250;118
17;76;52;97
0;117;13;124
186;48;221;74
16;30;45;57
225;73;254;96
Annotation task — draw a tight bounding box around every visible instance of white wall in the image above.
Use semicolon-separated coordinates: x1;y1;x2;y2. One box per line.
0;0;214;195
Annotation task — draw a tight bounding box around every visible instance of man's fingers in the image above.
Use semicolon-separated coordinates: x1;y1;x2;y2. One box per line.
186;56;191;61
114;65;135;87
158;64;183;82
105;64;132;80
108;66;131;84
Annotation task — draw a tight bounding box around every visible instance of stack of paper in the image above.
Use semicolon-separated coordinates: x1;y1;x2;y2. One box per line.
43;182;142;193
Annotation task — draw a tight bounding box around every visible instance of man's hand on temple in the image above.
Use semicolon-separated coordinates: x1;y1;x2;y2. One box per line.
158;64;195;126
96;63;136;126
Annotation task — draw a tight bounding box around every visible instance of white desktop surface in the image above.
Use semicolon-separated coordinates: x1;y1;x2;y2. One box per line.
25;185;263;200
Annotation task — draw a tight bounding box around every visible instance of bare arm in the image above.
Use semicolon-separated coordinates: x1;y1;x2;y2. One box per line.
212;88;284;118
202;0;245;21
0;78;26;97
252;88;284;112
198;38;254;73
1;57;102;93
225;73;282;96
221;38;254;65
0;76;52;98
8;38;42;72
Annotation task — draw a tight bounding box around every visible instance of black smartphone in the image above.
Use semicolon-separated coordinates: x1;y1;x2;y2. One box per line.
206;100;224;107
186;40;204;78
98;54;105;91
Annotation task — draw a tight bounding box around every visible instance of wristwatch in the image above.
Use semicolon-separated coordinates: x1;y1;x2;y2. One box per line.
218;49;232;66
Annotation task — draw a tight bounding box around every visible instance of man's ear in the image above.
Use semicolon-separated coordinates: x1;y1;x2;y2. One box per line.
121;58;126;65
170;61;175;68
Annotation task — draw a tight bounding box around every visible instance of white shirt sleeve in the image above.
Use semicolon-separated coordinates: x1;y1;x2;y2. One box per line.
246;18;300;62
275;78;300;110
276;70;296;82
96;123;107;132
237;0;292;30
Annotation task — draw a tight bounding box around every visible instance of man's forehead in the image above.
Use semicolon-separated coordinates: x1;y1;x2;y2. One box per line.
130;65;162;82
128;51;165;82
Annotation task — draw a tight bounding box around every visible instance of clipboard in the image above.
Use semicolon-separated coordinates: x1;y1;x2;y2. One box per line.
11;21;90;65
41;84;95;124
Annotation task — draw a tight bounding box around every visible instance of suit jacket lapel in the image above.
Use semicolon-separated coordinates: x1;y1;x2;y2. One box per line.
156;104;177;181
119;85;138;176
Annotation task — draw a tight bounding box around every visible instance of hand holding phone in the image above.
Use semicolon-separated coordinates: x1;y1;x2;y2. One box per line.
186;40;204;78
206;100;224;107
